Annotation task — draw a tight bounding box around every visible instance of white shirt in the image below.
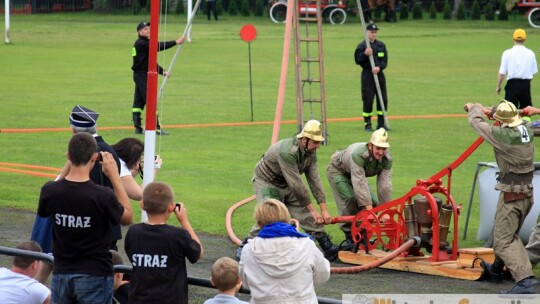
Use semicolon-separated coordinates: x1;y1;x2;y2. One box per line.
0;267;50;304
119;159;132;178
499;44;538;80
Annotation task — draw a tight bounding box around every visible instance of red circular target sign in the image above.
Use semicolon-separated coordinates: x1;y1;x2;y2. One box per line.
240;24;257;43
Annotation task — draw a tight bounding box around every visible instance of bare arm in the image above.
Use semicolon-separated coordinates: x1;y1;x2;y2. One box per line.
56;160;71;180
43;293;51;304
120;175;143;201
496;73;505;95
174;203;203;259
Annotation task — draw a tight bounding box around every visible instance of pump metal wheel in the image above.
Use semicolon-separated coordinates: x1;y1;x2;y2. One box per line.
378;209;406;251
351;209;381;252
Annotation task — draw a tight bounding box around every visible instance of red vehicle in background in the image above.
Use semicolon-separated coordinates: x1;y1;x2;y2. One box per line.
516;0;540;28
269;0;348;25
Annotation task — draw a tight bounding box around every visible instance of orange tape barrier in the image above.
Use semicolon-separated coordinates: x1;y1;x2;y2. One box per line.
0;162;61;179
0;114;467;134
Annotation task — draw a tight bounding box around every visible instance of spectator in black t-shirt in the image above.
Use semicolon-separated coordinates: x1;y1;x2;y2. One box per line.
37;133;133;303
124;181;203;304
31;105;123;284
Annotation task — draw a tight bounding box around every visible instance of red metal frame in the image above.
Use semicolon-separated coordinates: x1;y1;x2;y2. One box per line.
332;137;485;262
269;0;347;16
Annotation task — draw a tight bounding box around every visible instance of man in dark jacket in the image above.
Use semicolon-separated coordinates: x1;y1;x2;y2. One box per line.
132;22;184;135
354;23;388;132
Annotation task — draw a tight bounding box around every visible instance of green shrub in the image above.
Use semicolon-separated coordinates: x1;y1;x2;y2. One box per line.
443;0;451;20
471;1;481;20
429;1;437;19
228;0;239;15
218;0;224;15
400;2;409;20
412;2;423;20
348;0;357;10
175;0;185;14
133;0;142;14
240;0;251;16
456;2;466;20
485;3;495;20
498;0;508;20
375;8;382;19
255;0;264;16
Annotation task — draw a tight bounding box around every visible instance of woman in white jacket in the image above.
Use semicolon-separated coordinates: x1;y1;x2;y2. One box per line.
239;199;330;304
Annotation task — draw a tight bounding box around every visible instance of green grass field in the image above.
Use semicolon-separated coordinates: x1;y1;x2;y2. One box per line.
1;11;539;256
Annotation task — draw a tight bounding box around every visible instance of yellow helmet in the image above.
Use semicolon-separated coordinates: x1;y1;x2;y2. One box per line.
493;99;522;127
370;128;390;148
297;120;324;142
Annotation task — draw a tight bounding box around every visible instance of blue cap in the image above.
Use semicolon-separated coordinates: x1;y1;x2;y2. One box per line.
70;105;99;128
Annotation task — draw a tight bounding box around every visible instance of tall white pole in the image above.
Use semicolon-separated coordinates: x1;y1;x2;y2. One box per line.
5;0;10;44
187;0;192;42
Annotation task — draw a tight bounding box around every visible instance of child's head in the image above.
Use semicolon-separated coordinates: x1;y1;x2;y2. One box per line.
211;257;241;292
68;133;98;166
254;198;290;228
142;181;174;215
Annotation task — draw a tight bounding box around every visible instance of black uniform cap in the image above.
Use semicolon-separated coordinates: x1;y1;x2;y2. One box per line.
366;23;379;31
70;105;99;128
137;22;150;32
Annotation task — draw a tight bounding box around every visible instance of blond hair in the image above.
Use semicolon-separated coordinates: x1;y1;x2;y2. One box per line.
254;198;290;228
142;181;174;214
211;257;240;291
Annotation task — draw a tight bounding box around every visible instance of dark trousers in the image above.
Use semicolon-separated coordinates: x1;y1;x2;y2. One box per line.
361;70;387;116
505;79;532;109
132;72;147;112
207;1;218;21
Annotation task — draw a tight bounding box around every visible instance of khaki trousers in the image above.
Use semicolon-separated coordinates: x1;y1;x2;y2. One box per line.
493;193;534;282
525;219;540;267
248;176;325;238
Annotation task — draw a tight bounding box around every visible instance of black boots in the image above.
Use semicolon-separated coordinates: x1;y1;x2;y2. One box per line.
480;258;505;283
314;232;339;261
376;115;387;130
501;276;536;294
133;113;170;135
339;232;357;252
364;117;372;132
132;113;143;134
156;114;170;136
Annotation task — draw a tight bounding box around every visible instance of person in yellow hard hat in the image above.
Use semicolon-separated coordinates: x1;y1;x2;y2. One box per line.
465;100;535;294
326;128;392;251
237;120;340;261
496;28;537;118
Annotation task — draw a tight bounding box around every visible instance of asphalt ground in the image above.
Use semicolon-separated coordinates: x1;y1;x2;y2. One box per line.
1;208;537;303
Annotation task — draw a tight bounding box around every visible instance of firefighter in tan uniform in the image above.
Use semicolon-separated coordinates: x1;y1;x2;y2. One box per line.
237;120;339;261
465;100;535;294
327;128;392;250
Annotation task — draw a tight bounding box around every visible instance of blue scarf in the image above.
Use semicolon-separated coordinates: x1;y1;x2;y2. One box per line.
258;222;312;239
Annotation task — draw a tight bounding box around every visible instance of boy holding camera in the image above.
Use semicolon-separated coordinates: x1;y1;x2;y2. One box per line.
124;181;203;304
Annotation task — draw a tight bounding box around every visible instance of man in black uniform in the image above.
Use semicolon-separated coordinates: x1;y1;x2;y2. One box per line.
132;22;185;135
354;23;389;132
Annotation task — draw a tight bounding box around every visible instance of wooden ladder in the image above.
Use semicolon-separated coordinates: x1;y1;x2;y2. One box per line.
292;0;328;144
